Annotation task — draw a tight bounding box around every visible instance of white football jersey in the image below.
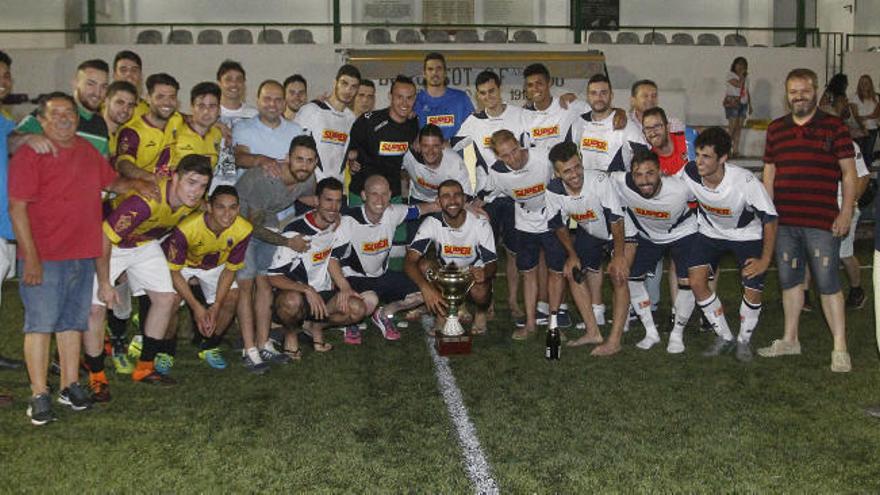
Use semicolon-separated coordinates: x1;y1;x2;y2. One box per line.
268;211;337;291
566;111;648;172
402;148;473;202
481;151;554;233
545;172;624;240
523;98;587;155
452;104;528;192
679;162;777;241
294;100;356;182
610;171;697;244
331;204;416;278
409;211;497;268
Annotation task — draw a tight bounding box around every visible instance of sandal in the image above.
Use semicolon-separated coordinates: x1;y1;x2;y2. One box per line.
313;341;334;353
470;325;487;335
283;348;303;361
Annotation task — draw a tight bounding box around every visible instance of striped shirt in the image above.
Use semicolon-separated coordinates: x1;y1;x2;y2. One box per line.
763;109;854;230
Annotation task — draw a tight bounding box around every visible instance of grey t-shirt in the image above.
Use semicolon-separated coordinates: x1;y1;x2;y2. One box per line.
236;167;316;233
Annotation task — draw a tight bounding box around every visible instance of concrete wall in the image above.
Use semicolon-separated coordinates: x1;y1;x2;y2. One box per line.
3;43;824;127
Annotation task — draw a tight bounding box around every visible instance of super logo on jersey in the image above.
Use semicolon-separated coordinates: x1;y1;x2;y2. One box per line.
321;129;348;146
379;141;409;156
581;137;609;153
361;238;390;254
531;124;560;140
512;183;545;200
312;248;332;264
443;245;473;258
427;115;455;127
633;207;670;220
571;210;598;222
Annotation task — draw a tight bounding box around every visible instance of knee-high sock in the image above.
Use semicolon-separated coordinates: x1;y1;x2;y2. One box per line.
671;286;695;338
697;293;733;340
738;298;762;343
628;280;658;337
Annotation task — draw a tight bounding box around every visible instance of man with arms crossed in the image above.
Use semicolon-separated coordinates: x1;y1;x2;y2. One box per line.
758;68;857;372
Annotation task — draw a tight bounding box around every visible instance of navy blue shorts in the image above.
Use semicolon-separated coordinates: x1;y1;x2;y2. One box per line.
689;233;766;291
515;230;566;272
348;271;419;304
630;233;697;280
575;229;612;272
484;197;516;252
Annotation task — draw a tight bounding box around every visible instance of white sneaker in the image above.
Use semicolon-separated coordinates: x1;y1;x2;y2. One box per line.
636;333;661;350
666;333;685;354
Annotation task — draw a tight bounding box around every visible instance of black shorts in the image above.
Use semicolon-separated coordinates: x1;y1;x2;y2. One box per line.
347;271;419;304
484;196;516;252
514;230;566;272
575;229;612;273
630;234;697;280
689;233;766;291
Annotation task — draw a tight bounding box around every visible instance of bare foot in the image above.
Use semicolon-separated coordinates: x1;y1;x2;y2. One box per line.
471;312;488;335
566;334;603;347
512;328;529;340
510;304;525;319
591;342;622;356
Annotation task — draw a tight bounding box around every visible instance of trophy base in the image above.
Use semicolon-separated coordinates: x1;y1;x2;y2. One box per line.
436;334;472;356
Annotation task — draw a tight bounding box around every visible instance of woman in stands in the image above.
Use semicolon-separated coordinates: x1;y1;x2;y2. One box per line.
723;57;751;157
851;74;879;167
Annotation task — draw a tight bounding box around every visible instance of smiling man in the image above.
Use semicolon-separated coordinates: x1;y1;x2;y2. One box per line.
415;52;474;140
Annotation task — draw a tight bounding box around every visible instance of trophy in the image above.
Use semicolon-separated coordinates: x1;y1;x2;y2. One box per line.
425;263;475;355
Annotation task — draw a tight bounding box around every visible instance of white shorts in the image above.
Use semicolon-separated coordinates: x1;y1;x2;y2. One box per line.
92;241;174;306
839;207;861;259
179;265;238;305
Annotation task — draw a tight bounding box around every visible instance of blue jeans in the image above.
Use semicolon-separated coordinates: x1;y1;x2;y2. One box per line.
775;225;841;294
18;258;95;333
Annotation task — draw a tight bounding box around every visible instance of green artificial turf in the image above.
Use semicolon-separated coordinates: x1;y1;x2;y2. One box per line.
0;242;878;492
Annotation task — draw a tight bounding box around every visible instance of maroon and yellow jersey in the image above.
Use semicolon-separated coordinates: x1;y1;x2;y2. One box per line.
166;114;222;171
115;113;179;177
162;212;252;271
103;179;198;248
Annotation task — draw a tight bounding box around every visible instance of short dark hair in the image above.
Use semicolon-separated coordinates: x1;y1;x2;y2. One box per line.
77;59;109;74
631;149;660;170
256;79;283;98
106;80;138;100
475;70;501;89
190;81;221;104
289;134;318;155
418;123;445;142
642;106;668;126
36;91;76;118
729;56;747;73
359;79;375;90
548;141;579;166
587;73;611;91
390;74;416;93
113;50;142;72
693;126;732;159
316;177;344;197
336;64;361;82
630;79;657;97
283;74;307;90
216;60;246;81
209;185;239;203
424;52;447;69
146;73;180;94
438;179;464;194
0;50;11;67
523;63;550;81
176;154;213;178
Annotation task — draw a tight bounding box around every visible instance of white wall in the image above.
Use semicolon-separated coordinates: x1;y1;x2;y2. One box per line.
3;43;824;127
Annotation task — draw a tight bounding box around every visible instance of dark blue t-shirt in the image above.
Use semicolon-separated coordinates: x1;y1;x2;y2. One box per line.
415;87;474;140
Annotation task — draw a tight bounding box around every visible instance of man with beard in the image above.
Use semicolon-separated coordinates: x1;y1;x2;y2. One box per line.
295;65;360;182
406;180;497;333
102;81;138;159
415;52;474;140
283;74;308;122
642;107;690;176
347;75;419;199
609;150;699;351
235;135;317;371
402;124;473;204
18;59;110;155
269;178;374;358
758;68;857;373
115;73;180;180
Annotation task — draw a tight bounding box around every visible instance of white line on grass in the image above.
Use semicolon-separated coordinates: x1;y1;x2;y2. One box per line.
425;335;499;494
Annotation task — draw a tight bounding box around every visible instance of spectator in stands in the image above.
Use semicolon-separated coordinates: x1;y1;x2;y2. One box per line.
283;74;307;122
759;68;856;373
724;57;751;158
353;79;376;117
851;74;879;167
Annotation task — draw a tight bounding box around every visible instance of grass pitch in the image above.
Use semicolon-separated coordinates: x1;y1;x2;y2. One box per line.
1;243;879;492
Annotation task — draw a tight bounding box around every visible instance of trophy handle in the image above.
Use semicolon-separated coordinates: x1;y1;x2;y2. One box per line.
425;267;437;283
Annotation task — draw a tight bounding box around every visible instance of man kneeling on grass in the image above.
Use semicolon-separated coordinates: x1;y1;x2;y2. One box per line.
267;178;376;358
162;185;253;370
405;180;497;334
